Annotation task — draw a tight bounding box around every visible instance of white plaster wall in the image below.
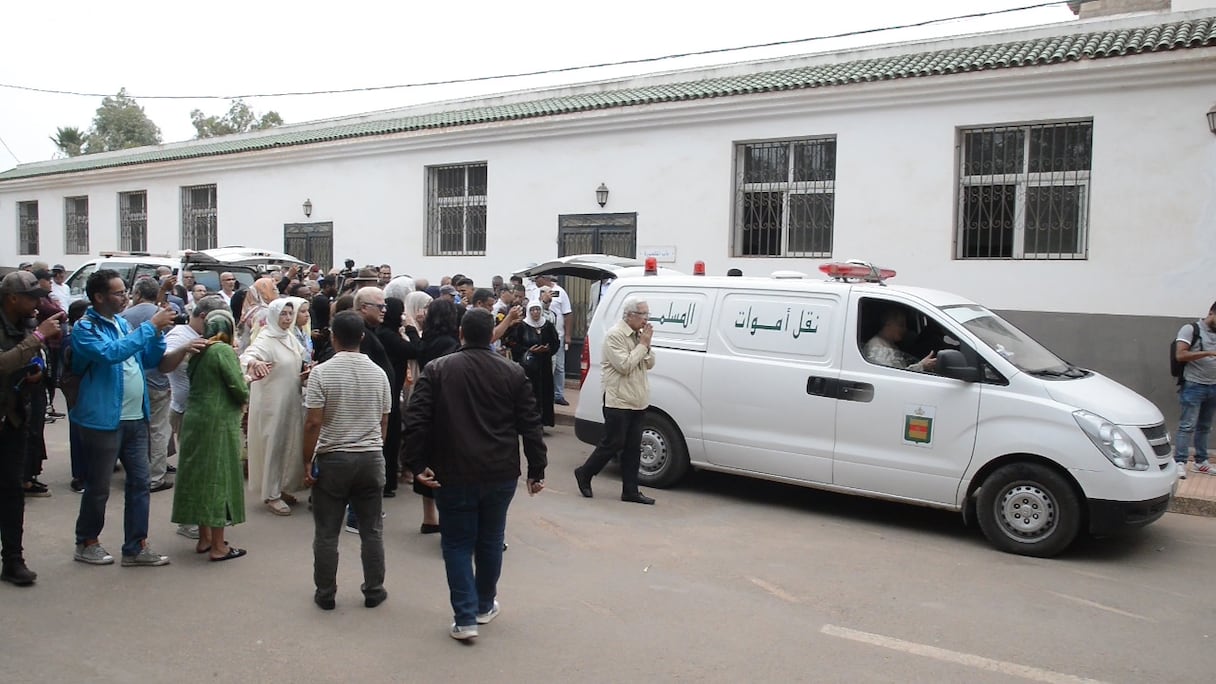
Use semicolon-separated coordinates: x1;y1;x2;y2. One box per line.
2;63;1213;318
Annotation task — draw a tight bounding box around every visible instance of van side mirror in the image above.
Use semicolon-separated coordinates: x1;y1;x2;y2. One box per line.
936;349;978;382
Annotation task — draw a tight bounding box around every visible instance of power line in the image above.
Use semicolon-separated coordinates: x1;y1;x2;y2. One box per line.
0;133;20;164
0;2;1070;101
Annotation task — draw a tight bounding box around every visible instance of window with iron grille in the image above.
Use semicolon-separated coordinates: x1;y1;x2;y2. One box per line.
119;191;148;252
733;138;836;258
426;163;487;256
957;121;1092;260
17;201;38;255
181;184;217;251
64;196;89;255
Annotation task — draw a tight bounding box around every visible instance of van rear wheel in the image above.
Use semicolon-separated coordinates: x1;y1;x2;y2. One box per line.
976;463;1081;558
638;412;689;488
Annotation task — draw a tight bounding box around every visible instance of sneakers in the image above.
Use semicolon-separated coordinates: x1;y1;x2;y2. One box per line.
1177;462;1188;479
23;480;51;497
74;543;114;565
554;397;570;406
149;480;174;493
344;521;359;534
476;600;500;625
69;478;85;494
450;623;479;640
1192;461;1215;476
121;543;170;567
0;560;37;586
176;524;200;540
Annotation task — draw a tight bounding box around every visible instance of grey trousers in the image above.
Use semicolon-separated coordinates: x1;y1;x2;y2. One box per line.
147;387;172;485
311;450;386;603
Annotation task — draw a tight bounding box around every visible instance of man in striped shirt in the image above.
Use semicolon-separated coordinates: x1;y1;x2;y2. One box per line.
303;310;392;611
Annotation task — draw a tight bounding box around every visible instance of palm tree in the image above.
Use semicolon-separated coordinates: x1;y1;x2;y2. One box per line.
50;126;87;157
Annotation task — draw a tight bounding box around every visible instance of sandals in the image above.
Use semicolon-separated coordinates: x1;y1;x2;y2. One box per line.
209;545;247;562
266;498;292;516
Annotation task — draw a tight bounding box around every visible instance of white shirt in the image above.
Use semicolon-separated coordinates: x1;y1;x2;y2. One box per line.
165;325;202;413
546;285;572;342
50;280;71;310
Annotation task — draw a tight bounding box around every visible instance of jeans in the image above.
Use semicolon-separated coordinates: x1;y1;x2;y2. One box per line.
579;407;644;496
311;450;385;604
75;421;152;557
147;387;172;485
1176;380;1216;463
434;480;517;627
553;345;566;401
0;424;27;563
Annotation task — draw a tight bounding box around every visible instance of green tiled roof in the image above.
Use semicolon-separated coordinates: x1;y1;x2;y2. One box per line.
3;15;1213;183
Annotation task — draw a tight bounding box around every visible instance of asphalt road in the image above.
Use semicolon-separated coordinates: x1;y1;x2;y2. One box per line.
4;420;1215;683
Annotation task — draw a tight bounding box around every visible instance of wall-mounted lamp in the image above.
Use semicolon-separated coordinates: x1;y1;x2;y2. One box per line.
1208;105;1216;136
596;183;609;208
303;198;313;218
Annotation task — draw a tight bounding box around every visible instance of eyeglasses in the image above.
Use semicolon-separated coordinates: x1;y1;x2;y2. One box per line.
107;289;128;299
627;310;649;318
362;303;387;312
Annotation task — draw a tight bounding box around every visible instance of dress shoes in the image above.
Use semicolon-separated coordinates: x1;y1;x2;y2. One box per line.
0;560;37;586
621;492;655;505
574;468;593;498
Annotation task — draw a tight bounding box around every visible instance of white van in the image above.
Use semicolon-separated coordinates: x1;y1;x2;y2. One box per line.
572;263;1176;557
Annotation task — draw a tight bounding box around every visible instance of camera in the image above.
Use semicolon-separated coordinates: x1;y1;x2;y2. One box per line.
173;311;189;326
344;258;356;271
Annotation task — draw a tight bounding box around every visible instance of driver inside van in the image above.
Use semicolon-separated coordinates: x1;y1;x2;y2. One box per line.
863;308;938;373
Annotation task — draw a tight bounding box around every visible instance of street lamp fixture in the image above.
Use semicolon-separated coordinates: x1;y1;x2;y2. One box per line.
303;198;313;218
596;183;609;208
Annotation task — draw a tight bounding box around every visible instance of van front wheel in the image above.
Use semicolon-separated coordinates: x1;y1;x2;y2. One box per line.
638;412;689;488
976;463;1081;558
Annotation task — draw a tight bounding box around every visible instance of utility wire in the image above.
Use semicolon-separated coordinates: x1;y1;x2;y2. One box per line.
0;133;20;164
0;2;1070;101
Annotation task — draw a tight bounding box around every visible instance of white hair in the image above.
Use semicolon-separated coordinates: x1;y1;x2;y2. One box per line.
621;296;647;320
354;286;385;308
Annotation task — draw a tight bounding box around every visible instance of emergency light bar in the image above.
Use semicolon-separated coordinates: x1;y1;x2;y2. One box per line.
819;261;895;283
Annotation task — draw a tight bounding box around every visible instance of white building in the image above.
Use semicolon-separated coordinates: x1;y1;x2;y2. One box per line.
2;2;1214;417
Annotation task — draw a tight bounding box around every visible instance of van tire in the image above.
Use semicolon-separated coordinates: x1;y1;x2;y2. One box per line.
638;412;689;488
976;463;1081;558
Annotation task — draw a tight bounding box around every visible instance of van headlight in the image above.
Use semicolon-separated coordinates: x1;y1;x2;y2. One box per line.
1073;410;1149;471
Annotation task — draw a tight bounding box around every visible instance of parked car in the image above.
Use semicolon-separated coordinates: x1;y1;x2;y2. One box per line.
65;247;306;303
569;261;1175;557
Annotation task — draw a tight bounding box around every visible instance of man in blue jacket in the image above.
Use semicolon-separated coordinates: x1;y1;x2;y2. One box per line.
71;269;176;567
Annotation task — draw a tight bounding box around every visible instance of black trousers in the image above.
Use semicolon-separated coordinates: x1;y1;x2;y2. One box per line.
23;386;47;482
579;407;644;496
383;407;401;493
0;423;28;564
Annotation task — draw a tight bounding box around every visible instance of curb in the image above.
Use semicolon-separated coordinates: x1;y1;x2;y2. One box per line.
1169;494;1216;517
555;411;575;427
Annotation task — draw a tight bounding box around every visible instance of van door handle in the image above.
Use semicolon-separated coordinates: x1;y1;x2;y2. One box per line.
838;381;874;403
806;376;839;398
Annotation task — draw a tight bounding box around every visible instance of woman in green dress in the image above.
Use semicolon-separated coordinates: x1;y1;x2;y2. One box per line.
170;309;250;562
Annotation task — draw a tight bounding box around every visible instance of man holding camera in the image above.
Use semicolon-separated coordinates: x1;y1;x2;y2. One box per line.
71;269;175;568
0;271;65;585
122;278;181;492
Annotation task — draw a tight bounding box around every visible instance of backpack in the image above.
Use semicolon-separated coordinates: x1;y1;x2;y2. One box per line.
1170;321;1201;386
58;343;86;409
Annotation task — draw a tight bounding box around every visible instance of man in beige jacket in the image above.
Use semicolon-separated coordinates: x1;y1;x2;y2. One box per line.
574;297;656;504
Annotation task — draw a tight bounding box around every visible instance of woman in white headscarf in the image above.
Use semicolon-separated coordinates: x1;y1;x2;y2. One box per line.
507;299;560;428
240;297;306;515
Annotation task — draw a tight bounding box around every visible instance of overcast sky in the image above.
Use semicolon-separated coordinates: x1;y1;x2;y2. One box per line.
0;1;1078;169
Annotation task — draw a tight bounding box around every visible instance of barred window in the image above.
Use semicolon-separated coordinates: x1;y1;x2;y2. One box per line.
119;191;148;252
64;196;89;255
181;184;217;251
957;121;1092;260
733;138;836;258
17;201;38;255
426;163;486;256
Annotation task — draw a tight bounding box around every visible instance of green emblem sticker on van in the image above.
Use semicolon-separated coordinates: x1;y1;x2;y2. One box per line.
903;405;935;446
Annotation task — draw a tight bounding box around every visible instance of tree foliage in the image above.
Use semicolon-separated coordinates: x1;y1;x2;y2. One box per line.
50;126;87;157
191;99;284;138
84;88;162;153
51;88;162;156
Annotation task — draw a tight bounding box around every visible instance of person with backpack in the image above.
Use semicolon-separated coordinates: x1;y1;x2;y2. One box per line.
1172;302;1216;478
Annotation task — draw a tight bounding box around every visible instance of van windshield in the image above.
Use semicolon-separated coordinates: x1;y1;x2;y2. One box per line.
941;304;1083;377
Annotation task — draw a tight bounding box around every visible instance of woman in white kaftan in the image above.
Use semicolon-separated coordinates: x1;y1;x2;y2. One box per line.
240;297;306;515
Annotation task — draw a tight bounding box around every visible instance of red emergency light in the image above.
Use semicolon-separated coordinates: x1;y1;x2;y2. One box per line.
818;262;896;283
644;257;658;275
693;260;705;276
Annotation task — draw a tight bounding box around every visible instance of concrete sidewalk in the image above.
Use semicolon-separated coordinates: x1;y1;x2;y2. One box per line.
555;383;1216;517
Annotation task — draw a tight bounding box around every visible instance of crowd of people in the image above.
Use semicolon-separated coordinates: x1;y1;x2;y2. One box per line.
0;259;610;637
